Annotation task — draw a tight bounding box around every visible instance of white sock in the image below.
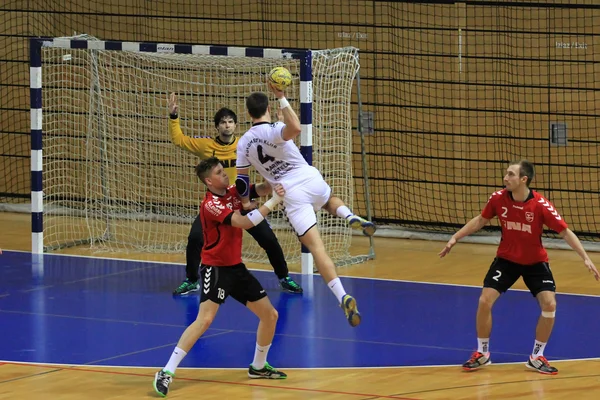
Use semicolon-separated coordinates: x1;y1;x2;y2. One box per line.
251;343;271;369
336;205;353;219
532;340;546;358
477;338;490;354
164;347;187;375
327;278;347;303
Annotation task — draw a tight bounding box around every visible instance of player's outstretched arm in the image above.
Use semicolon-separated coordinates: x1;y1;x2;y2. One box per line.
168;93;209;156
439;215;490;257
230;190;284;230
267;82;301;141
559;228;600;281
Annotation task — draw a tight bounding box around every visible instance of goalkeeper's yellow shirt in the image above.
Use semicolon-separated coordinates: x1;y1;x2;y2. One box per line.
169;117;239;183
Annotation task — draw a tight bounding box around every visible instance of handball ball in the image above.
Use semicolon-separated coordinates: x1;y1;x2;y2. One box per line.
268;67;292;91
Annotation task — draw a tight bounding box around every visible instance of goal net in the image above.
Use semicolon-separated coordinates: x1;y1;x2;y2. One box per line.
34;36;370;267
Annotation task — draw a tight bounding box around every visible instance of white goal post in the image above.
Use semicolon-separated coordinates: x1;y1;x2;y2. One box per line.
29;36;375;274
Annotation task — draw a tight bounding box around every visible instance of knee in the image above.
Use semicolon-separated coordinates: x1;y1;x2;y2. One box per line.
262;307;278;324
540;299;557;313
478;294;496;310
196;313;216;328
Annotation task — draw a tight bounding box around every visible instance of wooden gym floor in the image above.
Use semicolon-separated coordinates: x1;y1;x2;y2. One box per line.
1;212;599;399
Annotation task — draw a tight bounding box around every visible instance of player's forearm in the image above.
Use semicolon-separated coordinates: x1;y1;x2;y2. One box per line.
281;106;301;138
560;228;592;262
233;196;282;229
233;205;273;230
169;118;204;155
240;195;252;208
453;215;487;241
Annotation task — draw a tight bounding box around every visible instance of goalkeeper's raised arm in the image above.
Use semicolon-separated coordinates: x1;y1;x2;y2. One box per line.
167;92;209;155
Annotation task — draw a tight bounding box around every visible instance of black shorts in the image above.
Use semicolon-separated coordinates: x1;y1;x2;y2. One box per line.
483;257;556;297
200;263;267;305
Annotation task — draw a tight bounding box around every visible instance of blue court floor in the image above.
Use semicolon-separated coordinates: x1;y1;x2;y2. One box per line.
1;250;599;368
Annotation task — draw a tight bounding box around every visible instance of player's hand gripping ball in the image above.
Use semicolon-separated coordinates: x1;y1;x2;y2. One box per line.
268;67;292;91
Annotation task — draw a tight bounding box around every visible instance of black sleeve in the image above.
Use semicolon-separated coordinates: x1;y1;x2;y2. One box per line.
222;212;234;225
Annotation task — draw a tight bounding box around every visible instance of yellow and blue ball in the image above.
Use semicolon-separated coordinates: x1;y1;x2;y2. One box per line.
268;67;292;91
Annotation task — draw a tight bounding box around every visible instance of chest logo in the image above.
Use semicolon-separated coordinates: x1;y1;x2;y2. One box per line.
525;212;534;223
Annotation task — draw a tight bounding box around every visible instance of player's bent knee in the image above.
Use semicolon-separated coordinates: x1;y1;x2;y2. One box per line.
541;310;556;318
478;294;496;309
268;308;279;323
196;314;216;327
256;307;278;324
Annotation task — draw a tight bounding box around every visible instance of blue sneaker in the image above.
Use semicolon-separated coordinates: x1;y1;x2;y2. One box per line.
348;216;376;236
341;294;361;327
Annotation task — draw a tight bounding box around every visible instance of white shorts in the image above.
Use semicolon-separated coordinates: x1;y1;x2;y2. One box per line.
281;167;331;236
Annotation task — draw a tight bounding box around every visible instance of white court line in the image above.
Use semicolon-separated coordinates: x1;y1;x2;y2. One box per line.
1;357;599;371
2;249;600;298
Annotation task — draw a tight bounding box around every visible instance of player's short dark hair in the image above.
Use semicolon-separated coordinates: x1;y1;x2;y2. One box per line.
511;159;535;187
195;157;221;184
246;92;269;119
213;108;237;127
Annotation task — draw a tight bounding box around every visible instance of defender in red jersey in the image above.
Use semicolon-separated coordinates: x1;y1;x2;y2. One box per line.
153;157;287;397
439;160;599;376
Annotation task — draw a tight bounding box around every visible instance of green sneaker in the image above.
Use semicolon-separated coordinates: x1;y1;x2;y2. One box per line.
172;279;200;295
153;369;174;397
279;276;303;294
248;362;287;379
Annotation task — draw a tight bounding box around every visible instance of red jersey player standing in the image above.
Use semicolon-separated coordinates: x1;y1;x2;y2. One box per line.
153;157;287;397
439;159;599;375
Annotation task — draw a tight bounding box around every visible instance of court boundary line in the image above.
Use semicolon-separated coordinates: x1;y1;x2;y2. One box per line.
2;357;598;371
3;249;599;298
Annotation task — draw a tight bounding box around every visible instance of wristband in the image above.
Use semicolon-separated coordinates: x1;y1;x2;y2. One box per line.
263;194;282;211
247;210;265;226
279;97;290;109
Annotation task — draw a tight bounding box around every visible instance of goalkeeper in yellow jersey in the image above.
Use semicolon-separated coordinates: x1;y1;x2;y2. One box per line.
168;93;302;295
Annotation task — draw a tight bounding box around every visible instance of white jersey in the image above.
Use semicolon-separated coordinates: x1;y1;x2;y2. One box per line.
236;121;310;187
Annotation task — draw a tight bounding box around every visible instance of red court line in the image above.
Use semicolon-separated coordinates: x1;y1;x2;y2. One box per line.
4;361;418;399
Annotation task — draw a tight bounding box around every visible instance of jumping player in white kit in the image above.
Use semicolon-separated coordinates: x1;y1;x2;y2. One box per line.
235;82;376;327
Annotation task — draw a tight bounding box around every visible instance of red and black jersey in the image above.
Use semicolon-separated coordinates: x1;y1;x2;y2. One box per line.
481;189;568;265
199;185;243;266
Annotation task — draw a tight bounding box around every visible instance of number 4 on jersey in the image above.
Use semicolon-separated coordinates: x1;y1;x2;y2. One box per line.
257;145;275;164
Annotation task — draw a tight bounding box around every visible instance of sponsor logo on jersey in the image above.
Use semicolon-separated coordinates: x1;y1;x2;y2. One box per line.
205;201;222;216
502;220;532;233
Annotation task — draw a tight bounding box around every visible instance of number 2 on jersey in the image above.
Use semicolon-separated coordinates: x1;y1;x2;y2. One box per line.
257;145;275;164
